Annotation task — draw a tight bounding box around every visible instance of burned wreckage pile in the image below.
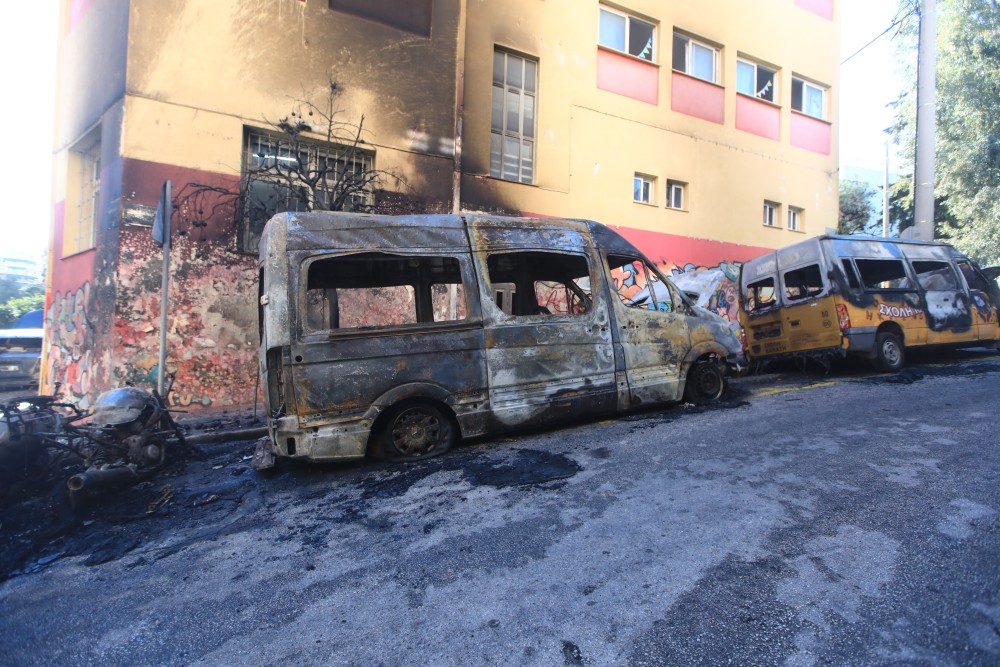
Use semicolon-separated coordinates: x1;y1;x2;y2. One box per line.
0;377;193;507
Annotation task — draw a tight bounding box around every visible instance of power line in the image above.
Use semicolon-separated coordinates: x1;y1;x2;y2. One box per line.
841;6;917;65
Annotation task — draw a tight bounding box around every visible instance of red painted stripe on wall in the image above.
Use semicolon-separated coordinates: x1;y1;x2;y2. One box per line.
790;112;832;155
49;199;97;295
596;49;659;105
613;226;773;268
735;95;780;140
670;72;724;125
794;0;834;20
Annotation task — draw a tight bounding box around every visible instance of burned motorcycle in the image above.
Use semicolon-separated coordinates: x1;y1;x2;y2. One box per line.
62;380;187;501
0;394;72;492
1;377;190;504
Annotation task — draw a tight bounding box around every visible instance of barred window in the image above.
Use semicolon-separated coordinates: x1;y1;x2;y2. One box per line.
241;130;374;253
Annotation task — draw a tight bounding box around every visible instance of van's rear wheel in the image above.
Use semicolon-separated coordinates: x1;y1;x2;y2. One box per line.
373;402;455;461
873;331;905;371
684;361;726;404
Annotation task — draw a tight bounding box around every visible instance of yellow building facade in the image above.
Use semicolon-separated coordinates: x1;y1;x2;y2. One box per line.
48;0;839;409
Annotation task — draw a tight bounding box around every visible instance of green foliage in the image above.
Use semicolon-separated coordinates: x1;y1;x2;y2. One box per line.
0;288;44;328
838;180;879;234
891;0;1000;264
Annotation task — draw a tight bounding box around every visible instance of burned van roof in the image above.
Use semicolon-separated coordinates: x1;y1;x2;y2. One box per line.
259;211;643;258
741;234;966;283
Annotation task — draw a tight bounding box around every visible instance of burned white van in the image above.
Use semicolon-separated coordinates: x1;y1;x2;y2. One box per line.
258;212;743;463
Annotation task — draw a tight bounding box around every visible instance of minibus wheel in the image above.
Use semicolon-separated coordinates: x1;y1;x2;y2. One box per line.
873;331;905;372
373;402;456;461
684;361;726;404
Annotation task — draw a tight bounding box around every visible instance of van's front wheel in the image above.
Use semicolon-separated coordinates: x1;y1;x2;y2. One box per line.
873;331;905;371
373;402;455;461
684;361;726;404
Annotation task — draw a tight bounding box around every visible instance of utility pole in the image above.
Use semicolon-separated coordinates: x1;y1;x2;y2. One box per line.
913;0;936;240
883;141;890;237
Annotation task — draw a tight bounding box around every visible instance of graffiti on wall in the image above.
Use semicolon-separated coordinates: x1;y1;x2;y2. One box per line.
114;227;260;409
45;281;113;408
659;261;742;325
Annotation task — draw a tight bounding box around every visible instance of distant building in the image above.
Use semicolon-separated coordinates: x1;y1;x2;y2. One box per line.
0;255;43;290
48;0;840;409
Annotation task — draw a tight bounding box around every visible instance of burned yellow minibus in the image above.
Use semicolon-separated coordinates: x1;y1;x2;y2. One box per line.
739;235;1000;370
257;212;743;463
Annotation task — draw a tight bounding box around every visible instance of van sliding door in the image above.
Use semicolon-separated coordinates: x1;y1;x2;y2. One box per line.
477;249;617;429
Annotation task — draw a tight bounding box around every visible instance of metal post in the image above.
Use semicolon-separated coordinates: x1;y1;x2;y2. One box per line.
883;141;890;237
913;0;936;240
157;180;172;396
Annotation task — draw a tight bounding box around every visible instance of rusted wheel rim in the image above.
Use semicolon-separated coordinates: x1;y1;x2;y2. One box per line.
881;338;901;366
390;408;442;457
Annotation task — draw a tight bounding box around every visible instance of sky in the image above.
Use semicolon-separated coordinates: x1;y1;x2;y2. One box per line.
839;0;911;175
0;1;909;261
1;4;59;262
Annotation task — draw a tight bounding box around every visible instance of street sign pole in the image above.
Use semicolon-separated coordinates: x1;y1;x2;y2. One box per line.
153;180;172;396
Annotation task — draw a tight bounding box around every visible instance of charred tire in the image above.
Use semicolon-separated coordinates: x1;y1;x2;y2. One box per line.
873;331;905;372
373;402;455;462
684;361;726;404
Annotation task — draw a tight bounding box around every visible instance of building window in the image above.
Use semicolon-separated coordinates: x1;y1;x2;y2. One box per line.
598;6;655;61
673;32;718;83
666;180;686;210
634;174;655;204
792;76;827;119
491;49;537;184
788;206;803;231
64;132;101;256
763;200;779;227
736;58;776;102
241;130;374;254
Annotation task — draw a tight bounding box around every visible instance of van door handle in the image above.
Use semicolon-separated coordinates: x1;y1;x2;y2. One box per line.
789;320;800;326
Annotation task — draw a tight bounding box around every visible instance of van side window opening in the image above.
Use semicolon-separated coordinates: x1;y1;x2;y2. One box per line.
911;260;958;291
485;251;592;316
745;277;776;312
855;258;911;290
608;255;672;311
841;259;861;289
957;260;991;293
782;264;824;302
304;252;467;332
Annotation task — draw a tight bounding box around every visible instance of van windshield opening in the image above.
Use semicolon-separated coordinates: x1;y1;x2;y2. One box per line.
607;255;672;312
304;253;467;332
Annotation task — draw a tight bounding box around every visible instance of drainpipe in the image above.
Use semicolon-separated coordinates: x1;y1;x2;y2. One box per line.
452;0;467;215
913;0;936;241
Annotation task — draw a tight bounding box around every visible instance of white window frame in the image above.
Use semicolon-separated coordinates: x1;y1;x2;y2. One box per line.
736;58;777;103
673;32;719;84
64;131;101;257
792;76;828;120
634;174;655;204
788;206;803;232
598;6;656;62
490;49;538;184
763;200;779;227
666;180;685;210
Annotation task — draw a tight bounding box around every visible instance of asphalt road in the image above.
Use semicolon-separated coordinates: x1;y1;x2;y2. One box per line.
2;350;999;666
